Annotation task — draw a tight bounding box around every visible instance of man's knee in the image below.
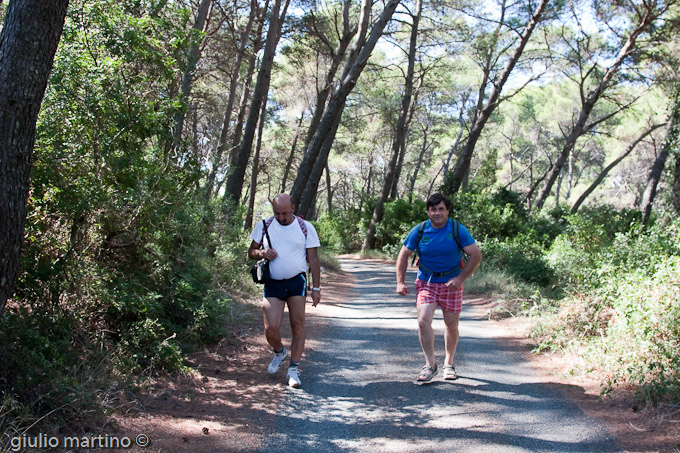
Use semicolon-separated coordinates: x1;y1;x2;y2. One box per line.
289;312;306;334
445;324;459;337
290;322;305;337
264;324;281;338
418;317;432;331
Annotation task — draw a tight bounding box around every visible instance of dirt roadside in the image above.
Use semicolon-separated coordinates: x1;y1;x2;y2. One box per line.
112;260;679;452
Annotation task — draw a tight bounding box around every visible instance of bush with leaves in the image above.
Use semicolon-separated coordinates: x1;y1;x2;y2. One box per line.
533;217;680;402
479;235;555;286
0;0;250;439
545;206;645;287
444;188;531;241
375;199;428;249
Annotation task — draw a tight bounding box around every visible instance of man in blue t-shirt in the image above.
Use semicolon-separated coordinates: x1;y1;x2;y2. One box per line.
396;193;482;383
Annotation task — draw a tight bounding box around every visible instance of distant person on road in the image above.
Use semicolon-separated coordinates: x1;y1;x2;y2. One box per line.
248;193;322;388
395;193;481;383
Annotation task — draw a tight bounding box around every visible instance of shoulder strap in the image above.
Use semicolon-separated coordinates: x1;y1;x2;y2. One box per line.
411;220;428;266
260;217;275;247
295;216;308;238
451;219;469;263
452;219;462;251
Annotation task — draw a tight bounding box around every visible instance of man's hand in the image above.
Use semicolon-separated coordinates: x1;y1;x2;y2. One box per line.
261;248;278;260
445;276;463;290
311;290;321;307
395;246;413;297
396;282;410;296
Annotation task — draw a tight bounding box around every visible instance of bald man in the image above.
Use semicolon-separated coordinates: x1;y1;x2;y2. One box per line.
248;194;321;387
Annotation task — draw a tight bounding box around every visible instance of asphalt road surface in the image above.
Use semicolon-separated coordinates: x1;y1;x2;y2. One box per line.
259;257;619;452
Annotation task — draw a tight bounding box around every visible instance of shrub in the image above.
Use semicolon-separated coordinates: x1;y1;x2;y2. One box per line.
532;219;680;402
447;188;531;241
479;236;555;286
602;257;680;402
314;209;363;253
375;199;428;249
0;306;110;434
114;318;185;375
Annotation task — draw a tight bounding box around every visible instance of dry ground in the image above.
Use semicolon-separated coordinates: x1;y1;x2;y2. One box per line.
111;260;679;452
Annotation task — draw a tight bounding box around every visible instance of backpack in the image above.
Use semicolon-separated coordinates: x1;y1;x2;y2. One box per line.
259;215;308;245
411;218;468;278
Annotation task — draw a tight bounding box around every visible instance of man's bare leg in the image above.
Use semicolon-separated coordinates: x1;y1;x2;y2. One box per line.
263;297;286;351
417;302;437;368
286;295;307;363
443;310;460;366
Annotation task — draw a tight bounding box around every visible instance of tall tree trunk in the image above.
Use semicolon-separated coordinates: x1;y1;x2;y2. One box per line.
229;41;261;165
535;3;663;211
571;123;663;214
390;79;422;199
224;0;290;212
204;0;258;200
172;0;212;153
364;0;421;250
0;0;70;313
215;51;259;202
447;0;549;193
526;162;551;213
303;0;357;150
443;107;467;174
360;156;373;213
641;91;679;225
291;0;402;217
291;0;384;210
325;161;333;215
281;115;304;193
245;97;268;229
296;106;343;216
555;169;563;208
390;140;407;200
289;0;372;211
408;125;431;202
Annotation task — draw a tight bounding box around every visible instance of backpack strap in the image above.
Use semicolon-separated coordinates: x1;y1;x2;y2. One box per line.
259;217;275;246
452;219;469;266
411;220;428;266
452;219;461;250
295;216;308;239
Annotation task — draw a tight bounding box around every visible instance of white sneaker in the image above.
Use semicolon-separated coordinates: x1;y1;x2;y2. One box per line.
286;366;302;388
267;347;287;375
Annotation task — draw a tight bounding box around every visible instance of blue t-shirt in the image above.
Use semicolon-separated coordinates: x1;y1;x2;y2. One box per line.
403;219;475;283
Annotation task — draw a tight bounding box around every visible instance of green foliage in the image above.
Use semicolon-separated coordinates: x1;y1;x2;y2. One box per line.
114;318;185;375
0;307;111;432
533;218;680;402
1;0;678;440
314;208;364;253
479;236;554;286
545;206;646;287
375;199;428;249
0;308;76;400
1;0;254;439
445;187;531;241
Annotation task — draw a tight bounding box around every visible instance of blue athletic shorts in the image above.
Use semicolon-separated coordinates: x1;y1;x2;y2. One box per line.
264;273;307;300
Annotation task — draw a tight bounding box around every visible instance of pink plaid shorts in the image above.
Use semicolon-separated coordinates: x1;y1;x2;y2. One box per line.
415;278;464;313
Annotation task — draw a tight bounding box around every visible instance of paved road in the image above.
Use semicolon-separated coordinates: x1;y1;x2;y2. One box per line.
259;258;619;452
